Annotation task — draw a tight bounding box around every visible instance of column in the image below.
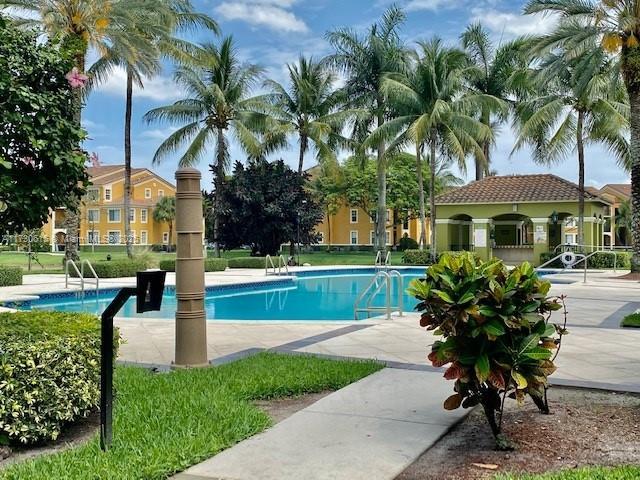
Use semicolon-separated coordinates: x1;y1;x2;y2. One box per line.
434;219;451;255
174;168;208;367
531;218;549;266
472;219;492;261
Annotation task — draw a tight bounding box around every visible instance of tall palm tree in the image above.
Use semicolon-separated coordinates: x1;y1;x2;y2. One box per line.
368;39;494;259
513;45;629;246
261;56;347;174
461;22;528;180
153;195;176;252
144;36;269;258
325;5;409;254
523;0;639;270
616;198;632;245
3;0;158;262
89;1;218;258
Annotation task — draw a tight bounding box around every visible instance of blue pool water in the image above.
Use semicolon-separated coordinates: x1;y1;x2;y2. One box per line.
26;268;428;321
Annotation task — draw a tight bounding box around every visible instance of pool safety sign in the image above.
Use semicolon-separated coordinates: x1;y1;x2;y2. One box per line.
534;225;547;244
474;228;487;248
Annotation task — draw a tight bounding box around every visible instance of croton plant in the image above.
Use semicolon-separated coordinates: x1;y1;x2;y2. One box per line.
408;252;567;449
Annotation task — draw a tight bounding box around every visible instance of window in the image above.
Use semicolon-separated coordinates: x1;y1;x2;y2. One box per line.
86;188;99;202
107;208;121;223
107;231;121;244
403;216;409;230
162;232;169;244
140;209;148;223
350;209;358;224
87;231;100;245
370;211;375;223
158;189;165;198
318;231;324;244
350;231;358;245
370;230;375;245
129;208;135;223
140;231;148;245
130;230;136;244
386;231;391;245
386;209;391;223
145;188;151;199
104;186;112;202
87;209;100;223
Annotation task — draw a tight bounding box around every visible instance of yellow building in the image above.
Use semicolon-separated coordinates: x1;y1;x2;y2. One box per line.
43;165;176;251
314;206;428;249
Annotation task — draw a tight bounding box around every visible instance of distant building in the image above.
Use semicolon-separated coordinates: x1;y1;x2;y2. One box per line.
43;165;176;252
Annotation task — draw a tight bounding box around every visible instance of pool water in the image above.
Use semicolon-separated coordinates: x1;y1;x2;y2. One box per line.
27;268;428;321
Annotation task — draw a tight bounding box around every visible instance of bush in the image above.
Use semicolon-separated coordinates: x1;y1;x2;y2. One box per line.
0;266;22;286
0;311;113;445
621;312;640;328
540;251;630;269
398;234;419;252
227;257;266;269
408;253;566;450
151;244;165;252
69;258;149;278
402;249;433;265
159;258;228;272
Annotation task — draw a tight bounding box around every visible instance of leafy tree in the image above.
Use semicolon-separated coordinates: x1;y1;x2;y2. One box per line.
513;45;629;246
326;6;409;253
0;16;88;233
370;39;493;259
145;36;271;258
616;198;632;245
218;159;323;256
523;0;640;271
153;196;176;252
461;22;527;180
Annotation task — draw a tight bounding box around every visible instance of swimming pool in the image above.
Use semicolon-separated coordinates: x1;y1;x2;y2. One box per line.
25;268;428;322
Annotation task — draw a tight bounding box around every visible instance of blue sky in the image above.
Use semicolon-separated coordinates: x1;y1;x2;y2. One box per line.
83;0;630;190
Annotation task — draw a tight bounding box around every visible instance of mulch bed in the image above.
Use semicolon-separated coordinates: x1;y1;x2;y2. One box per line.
613;272;640;281
397;387;640;480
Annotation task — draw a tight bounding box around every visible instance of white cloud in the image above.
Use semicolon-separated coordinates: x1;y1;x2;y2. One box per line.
405;0;461;11
215;2;308;33
470;8;558;39
141;127;178;141
93;66;179;102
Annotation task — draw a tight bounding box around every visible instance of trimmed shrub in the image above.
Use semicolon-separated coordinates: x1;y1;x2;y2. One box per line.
398;234;419;252
0;266;22;286
227;257;266;269
0;311;113;445
402;249;433;265
621;312;640;328
159;258;228;272
69;258;149;278
540;251;630;269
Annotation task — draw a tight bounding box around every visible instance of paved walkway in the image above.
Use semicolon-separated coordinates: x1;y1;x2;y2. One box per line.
174;368;468;480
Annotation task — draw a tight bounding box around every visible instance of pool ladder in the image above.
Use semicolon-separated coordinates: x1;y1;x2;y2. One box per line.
354;270;404;321
375;250;391;270
65;259;100;298
265;254;289;276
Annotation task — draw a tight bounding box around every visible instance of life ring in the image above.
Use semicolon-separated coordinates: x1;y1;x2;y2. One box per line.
561;251;576;267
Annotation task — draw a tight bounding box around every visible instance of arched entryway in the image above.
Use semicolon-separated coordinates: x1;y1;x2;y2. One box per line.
491;214;534;264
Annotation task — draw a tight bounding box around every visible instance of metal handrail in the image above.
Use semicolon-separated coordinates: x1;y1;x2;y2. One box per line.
553;243;630;254
354;269;404;320
374;250;391;268
265;254;289;275
81;259;100;293
537;249;618;283
65;259;84;294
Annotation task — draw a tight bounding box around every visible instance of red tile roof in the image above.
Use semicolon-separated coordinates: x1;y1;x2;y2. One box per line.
436;174;602;204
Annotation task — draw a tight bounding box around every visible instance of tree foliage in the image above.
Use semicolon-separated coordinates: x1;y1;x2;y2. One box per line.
0;17;87;232
217;159;323;256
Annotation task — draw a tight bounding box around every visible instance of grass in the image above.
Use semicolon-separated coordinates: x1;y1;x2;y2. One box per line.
0;249;407;273
0;352;382;480
498;466;640;479
620;312;640;328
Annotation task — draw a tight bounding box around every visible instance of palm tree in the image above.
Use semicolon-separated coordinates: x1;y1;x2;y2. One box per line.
88;1;218;258
523;0;639;270
153;195;176;252
616;198;632;245
325;6;409;254
144;36;269;258
461;22;528;180
368;39;494;259
261;56;348;174
513;45;629;246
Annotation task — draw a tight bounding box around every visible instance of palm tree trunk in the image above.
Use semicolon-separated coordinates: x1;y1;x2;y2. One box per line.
376;99;387;254
630;88;640;272
576;110;585;247
213;128;226;258
416;143;427;250
429;136;437;263
298;134;307;175
124;67;134;258
476;107;491;181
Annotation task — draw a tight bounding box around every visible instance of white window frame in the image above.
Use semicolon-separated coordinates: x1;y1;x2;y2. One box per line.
350;209;358;224
140;230;148;245
350;230;358;245
145;188;152;199
386;209;391;224
87;230;100;245
129;208;135;223
87;208;100;223
162;232;169;244
130;230;137;244
370;211;375;224
87;188;99;202
107;230;121;245
158;189;165;198
104;185;112;202
370;230;375;245
107;208;121;223
140;208;148;224
386;231;391;245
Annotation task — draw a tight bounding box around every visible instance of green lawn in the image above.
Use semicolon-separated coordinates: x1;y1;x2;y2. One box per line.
498;466;640;479
0;353;382;479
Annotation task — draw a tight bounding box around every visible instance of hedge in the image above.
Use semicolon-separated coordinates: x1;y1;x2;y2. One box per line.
227;257;266;269
402;249;433;265
159;258;228;272
69;259;149;278
0;266;22;286
540;251;630;269
0;311;113;445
